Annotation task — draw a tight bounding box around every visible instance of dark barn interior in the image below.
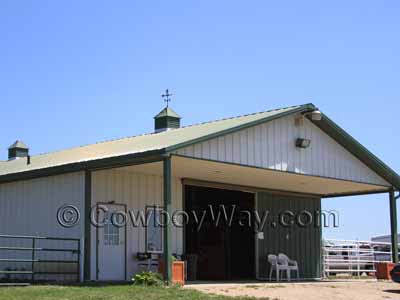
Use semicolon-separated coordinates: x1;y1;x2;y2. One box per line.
185;185;255;281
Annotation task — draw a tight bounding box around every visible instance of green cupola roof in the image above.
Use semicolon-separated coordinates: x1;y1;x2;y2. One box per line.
8;140;29;160
8;140;28;150
154;107;181;119
154;106;181;132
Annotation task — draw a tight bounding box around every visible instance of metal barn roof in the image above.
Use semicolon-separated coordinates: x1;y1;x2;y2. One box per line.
0;103;399;189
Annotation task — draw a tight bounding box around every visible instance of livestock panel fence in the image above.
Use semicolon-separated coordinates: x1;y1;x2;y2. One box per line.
0;235;80;283
323;239;394;278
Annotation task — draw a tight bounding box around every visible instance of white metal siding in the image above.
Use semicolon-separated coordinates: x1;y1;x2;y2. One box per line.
90;169;183;280
0;172;85;281
175;113;389;186
0;172;85;238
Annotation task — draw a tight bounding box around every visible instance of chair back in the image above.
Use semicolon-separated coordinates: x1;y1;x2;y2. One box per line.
278;253;289;265
267;254;277;265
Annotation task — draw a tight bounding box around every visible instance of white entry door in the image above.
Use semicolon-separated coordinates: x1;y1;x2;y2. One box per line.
97;204;126;281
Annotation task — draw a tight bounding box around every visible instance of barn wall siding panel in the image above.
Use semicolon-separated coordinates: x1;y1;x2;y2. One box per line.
257;192;322;279
0;172;85;238
0;172;85;280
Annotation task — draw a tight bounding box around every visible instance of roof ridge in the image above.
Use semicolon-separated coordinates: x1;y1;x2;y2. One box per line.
178;103;308;130
9;103;311;160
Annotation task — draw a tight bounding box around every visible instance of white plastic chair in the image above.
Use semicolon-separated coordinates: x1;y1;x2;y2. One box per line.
278;253;299;281
268;254;281;281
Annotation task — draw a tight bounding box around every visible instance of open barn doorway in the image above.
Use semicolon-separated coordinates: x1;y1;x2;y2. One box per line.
184;185;256;281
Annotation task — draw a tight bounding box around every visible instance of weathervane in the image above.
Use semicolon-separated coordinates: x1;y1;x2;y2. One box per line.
161;89;173;107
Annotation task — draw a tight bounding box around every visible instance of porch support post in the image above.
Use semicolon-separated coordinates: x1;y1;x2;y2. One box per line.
84;170;92;281
163;155;173;283
389;189;398;263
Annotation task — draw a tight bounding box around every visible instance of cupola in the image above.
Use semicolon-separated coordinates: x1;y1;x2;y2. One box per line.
154;89;181;133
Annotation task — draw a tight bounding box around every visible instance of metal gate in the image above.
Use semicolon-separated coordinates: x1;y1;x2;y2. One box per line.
0;235;80;283
323;239;393;277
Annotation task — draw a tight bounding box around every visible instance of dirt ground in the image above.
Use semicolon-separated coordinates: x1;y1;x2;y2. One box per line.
186;280;400;300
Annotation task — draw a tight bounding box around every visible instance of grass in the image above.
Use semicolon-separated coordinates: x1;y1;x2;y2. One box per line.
0;284;271;300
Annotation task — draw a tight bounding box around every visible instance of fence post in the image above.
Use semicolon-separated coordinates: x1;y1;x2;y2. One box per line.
31;238;35;283
77;239;81;283
356;241;360;278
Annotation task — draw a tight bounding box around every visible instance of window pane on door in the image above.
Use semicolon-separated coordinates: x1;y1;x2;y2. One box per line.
104;211;120;246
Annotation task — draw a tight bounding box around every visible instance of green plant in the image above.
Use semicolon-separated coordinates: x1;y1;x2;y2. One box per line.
132;271;164;286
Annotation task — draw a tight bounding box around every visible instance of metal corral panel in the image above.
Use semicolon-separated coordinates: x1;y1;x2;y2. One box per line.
90;169;183;280
257;192;322;279
175;113;389;187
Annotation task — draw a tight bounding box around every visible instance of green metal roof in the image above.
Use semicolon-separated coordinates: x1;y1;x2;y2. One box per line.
0;103;399;190
154;106;181;119
0;104;307;178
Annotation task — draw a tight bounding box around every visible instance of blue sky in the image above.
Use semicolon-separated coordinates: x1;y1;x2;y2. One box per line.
1;1;399;240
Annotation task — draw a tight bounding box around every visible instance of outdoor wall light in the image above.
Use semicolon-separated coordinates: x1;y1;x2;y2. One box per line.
296;138;311;149
303;109;322;121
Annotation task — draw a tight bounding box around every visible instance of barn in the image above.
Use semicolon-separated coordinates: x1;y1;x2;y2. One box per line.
0;103;399;282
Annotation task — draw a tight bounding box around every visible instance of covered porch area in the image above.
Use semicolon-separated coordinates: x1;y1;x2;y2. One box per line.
112;153;397;282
